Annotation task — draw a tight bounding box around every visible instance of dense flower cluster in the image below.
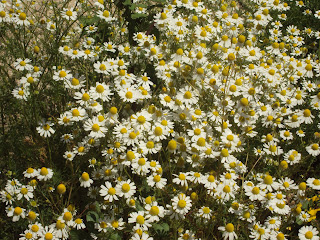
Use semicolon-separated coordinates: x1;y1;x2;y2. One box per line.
1;0;320;239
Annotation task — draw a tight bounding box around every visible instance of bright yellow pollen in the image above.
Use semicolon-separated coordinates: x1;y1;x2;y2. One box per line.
168;140;177;150
19;12;27;20
264;175;273;185
178;199;187;208
108;187;116;195
150;206;159;215
137;116;146;124
92;124;100;132
71;78;79;85
77;169;88;181
72;109;80;117
197;138;206;146
305;231;313;239
44;233;53;240
103;10;110;17
225;223;234;232
223;185;231;193
136;215;145;224
40;167;48;176
221;148;229;157
184;91;192;99
126;91;133;99
66;10;73;16
122;183;130;192
153;175;161;182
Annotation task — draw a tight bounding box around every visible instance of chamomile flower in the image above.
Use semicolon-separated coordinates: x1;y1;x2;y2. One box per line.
37;167;53;181
171;193;192;215
63;151;75;161
279;130;293;140
61;7;78;19
97;9;115;22
306;178;320;190
131;157;150;175
298;226;319;240
218;223;238;240
173;173;188;187
79;172;93;188
12;86;30;101
7;206;26;222
23;168;39;178
147;173;167;189
73;218;86;230
128;211;152;231
306;143;320;156
245;185;265;201
53;69;72;81
197;206;212;220
36;120;55;138
107;217;125;230
16;185;34;201
83;117;107;138
39;226;58;240
99;181;118;202
90;82;113;102
116;179;136;199
15;58;33;71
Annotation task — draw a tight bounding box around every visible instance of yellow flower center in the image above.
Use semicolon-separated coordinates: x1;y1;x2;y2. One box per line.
184;91;192;99
63;212;72;221
96;85;104;93
264;175;273;184
138;158;146;166
223;185;231;193
197;138;206;146
31;225;39;232
65;10;73;17
126;91;133;99
168;140;177;150
75;218;82;224
129;132;136;139
137;116;146;124
111;220;119;228
178;199;187;208
252;187;260;194
153;175;161;182
122;183;130;192
43;124;50;131
305;231;313;239
59;71;67;78
108;187;116;195
313;179;320;185
19;12;27;20
72;109;80;117
221;148;229;157
203;207;210;214
150;206;159;215
92;124;100;132
136;215;145;224
44;233;53;240
100;221;107;228
103;10;110;17
14;207;22;215
40;167;48;176
81;172;89;181
225;223;234;232
71;78;79;85
20;187;28;195
56;220;66;230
